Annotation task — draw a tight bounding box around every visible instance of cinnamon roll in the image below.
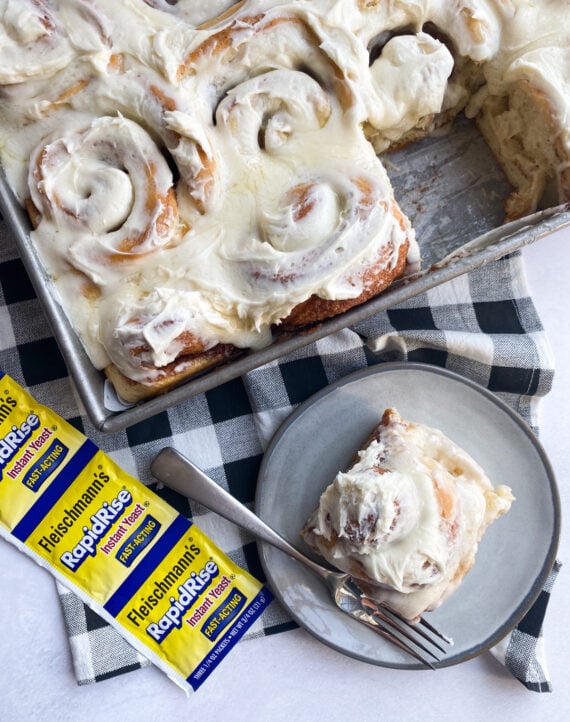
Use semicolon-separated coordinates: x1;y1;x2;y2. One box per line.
364;31;455;152
70;63;219;215
27;115;179;283
252;172;411;329
0;1;568;402
0;0;113;86
0;0;75;85
349;1;570;217
178;9;354;111
302;408;514;621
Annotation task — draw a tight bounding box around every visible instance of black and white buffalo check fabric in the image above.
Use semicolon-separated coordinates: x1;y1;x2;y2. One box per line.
0;213;561;692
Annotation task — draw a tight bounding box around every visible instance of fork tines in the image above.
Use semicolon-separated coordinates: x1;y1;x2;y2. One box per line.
360;597;453;669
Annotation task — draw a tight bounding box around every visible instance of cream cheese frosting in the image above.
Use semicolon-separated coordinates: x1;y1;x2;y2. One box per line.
302;408;514;620
0;0;568;389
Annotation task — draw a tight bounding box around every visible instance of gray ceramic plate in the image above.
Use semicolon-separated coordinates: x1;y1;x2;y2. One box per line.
255;363;560;668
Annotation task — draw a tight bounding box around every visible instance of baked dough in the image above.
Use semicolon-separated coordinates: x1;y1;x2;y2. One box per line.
301;408;514;620
0;1;568;401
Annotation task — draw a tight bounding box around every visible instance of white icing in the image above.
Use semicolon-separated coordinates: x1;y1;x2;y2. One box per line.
0;0;568;383
0;0;74;84
304;409;514;618
27;115;178;283
368;32;454;149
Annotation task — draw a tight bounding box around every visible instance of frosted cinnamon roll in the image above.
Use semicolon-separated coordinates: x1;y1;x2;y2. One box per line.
98;285;239;398
365;32;455;152
347;1;508;151
72;63;218;214
250;171;411;328
178;8;354;111
27;115;179;284
208;62;414;329
302;408;514;621
353;0;506;63
214;69;332;155
0;0;75;85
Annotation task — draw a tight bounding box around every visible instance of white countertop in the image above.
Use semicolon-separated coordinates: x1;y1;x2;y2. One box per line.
1;226;568;722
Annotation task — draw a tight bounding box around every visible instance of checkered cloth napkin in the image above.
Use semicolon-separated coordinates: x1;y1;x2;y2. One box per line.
0;213;560;692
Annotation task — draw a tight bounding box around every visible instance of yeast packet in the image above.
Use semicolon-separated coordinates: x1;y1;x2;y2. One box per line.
0;371;273;692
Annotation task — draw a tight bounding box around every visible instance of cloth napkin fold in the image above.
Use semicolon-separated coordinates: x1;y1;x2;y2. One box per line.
0;211;560;692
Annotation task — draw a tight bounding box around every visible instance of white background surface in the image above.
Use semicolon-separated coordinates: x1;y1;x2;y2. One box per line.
1;226;568;722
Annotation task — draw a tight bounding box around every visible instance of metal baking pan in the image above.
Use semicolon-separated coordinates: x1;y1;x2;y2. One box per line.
2;114;569;432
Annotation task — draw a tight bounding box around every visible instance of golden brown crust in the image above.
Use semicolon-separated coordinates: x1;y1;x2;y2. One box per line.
104;344;240;403
279;203;410;330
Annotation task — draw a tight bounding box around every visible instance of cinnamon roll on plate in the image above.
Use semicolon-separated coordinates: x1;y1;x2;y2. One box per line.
302;408;514;621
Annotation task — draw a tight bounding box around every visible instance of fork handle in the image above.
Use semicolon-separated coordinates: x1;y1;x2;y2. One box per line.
151;447;331;581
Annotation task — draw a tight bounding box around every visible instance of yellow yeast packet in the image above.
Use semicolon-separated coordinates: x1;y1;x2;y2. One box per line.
0;371;273;692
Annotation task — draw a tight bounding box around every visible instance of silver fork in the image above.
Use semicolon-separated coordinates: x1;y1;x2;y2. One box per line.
151;447;452;668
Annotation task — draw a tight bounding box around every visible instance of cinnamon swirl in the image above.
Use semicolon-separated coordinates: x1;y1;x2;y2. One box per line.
0;0;74;85
27;115;178;275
